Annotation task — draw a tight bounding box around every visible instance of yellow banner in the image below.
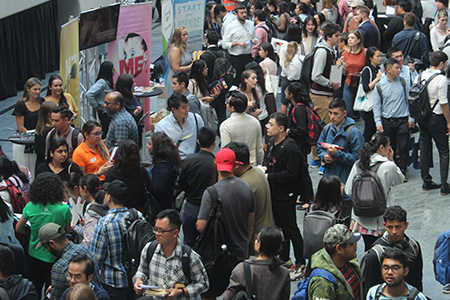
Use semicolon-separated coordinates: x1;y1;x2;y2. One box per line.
60;18;80;128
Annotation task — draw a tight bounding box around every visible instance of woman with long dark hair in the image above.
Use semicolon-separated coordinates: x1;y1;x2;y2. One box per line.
86;61;115;138
15;172;72;298
36;138;83;182
105;139;153;212
115;73;144;147
312;175;350;226
147;132;181;210
0;156;31;201
79;174;107;248
345;133;404;251
45;74;80;120
188;60;216;129
302;16;320;55
35;101;57;170
72;120;111;181
224;227;290;300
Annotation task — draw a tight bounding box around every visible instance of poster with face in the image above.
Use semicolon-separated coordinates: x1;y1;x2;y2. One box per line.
108;3;152;87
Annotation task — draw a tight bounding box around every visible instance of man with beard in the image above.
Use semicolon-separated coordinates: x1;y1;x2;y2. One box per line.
366;248;427;300
37;223;100;300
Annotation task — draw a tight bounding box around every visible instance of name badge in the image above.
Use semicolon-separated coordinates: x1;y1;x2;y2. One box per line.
90;157;97;163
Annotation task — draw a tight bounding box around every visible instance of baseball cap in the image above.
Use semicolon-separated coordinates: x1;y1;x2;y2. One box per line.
216;148;236;172
36;223;66;249
349;0;365;7
323;224;361;247
102;179;129;200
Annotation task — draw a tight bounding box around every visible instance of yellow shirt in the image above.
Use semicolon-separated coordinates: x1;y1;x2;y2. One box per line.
45;93;80;115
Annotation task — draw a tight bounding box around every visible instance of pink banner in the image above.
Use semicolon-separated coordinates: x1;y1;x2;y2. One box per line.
108;3;152;87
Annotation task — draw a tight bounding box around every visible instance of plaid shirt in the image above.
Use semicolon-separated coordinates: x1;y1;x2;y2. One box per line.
91;207;130;288
51;241;101;300
134;240;209;299
104;108;138;150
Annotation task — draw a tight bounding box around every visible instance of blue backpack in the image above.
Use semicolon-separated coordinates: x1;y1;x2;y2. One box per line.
292;268;337;300
433;229;450;285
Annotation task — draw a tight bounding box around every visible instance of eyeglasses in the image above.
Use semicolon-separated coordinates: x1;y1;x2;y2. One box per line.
89;131;103;136
381;264;403;273
104;101;115;106
65;271;86;281
152;226;177;235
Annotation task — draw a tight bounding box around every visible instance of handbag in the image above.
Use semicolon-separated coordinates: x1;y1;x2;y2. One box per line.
354;66;374;112
263;60;279;97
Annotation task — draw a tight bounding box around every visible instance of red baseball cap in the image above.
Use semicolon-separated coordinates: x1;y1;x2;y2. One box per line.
216;148;236;172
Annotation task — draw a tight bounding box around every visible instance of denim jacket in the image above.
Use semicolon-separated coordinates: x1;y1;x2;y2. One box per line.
86;79;113;112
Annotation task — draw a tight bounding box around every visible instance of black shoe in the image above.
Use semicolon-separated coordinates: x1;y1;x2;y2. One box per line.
422;182;441;191
401;169;408;182
155;17;161;23
441;185;450;196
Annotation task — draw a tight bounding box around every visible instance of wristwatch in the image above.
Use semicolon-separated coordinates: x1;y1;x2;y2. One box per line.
179;288;186;296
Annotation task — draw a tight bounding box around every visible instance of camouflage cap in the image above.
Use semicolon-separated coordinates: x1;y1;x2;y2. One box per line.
323;224;361;247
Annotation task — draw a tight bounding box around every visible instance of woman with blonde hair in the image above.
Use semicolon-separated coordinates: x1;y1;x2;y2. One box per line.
66;283;98;300
35;101;57;170
321;0;338;23
165;25;193;98
431;10;450;51
340;31;366;118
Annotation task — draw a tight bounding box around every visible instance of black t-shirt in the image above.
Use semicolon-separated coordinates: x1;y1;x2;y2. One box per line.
12;98;45;130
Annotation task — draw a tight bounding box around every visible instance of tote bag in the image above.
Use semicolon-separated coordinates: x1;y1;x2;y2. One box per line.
354;66;374;112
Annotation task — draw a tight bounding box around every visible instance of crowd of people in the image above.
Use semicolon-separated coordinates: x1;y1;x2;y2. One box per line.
3;0;450;299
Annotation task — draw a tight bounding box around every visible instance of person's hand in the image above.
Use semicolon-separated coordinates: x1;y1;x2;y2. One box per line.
332;82;341;90
240;41;248;48
408;121;415;128
324;154;334;163
134;106;142;116
46;285;52;298
429;23;434;30
377;125;384;132
388;146;394;161
165;288;183;299
204;96;214;103
248;100;256;108
97;161;113;176
408;62;416;73
262;166;267;172
447;123;450;135
251;39;257;44
254;108;262;116
376;71;382;81
134;278;144;295
328;145;337;156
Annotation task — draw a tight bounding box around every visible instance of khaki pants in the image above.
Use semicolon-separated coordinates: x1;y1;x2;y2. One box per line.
310;93;332;161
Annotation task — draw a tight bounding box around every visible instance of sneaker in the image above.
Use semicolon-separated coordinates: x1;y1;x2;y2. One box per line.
422;182;441;191
443;283;450;294
318;165;325;175
441;185;450;196
401;169;408;183
310;160;321;168
282;259;293;269
290;264;306;281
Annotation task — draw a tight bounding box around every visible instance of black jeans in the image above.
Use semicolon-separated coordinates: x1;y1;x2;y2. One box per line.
229;54;253;86
361;111;376;142
29;256;52;299
97;110;111;139
273;205;305;265
382;117;409;171
419;114;449;186
211;91;226;131
182;201;201;247
103;284;129;300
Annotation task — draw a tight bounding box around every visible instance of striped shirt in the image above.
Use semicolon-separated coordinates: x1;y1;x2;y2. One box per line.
91;207;130;288
339;263;360;300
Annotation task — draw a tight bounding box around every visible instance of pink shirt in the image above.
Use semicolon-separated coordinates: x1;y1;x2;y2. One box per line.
253;22;269;58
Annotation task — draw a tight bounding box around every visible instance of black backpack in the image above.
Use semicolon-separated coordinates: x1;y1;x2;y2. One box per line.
299;45;330;90
123;208;156;283
374;284;420;300
408;72;440;122
204;50;236;89
351;160;386;217
260;25;273;43
192;185;238;297
145;240;192;283
49;127;81;151
230;262;255;300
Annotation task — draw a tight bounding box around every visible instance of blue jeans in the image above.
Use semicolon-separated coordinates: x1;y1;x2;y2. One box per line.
182;201;201;247
343;83;358;118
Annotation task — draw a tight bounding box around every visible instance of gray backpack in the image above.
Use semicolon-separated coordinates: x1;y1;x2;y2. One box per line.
351;160;386;217
303;205;336;259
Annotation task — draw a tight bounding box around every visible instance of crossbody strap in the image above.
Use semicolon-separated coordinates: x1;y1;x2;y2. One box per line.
243;261;255;298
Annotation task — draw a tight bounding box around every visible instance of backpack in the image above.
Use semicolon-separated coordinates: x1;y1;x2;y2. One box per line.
49;127;81;151
292;268;337;300
408;72;440;122
303;205;336;259
300;45;331;90
351;160;386;217
376;76;406;103
433;229;450;285
0;179;28;214
123;208;156;283
374;284;420;300
265;17;279;39
230;261;255;300
292;103;325;146
145;240;192;283
204;50;236;89
192;185;238;297
322;123;355;148
260;25;273;43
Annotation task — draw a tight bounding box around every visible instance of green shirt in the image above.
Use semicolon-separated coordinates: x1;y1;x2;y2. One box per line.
23;202;72;263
